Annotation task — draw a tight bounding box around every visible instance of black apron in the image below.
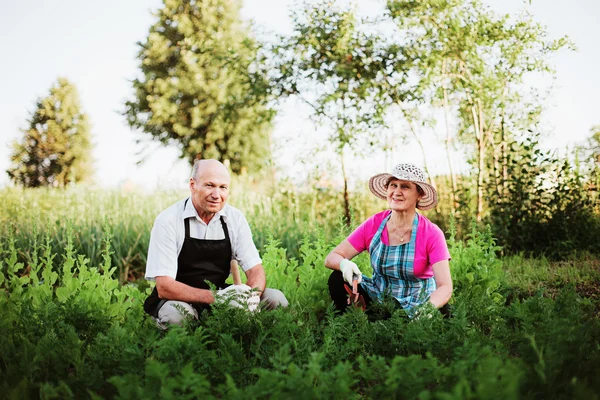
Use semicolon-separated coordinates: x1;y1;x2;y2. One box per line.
143;199;232;317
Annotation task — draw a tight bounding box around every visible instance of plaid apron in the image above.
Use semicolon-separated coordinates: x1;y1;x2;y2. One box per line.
360;213;436;313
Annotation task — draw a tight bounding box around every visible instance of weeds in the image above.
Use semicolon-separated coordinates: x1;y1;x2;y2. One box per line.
1;219;599;399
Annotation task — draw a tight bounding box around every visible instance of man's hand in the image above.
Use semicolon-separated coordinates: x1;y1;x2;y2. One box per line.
339;259;362;285
216;284;252;297
215;284;251;309
215;284;260;312
247;292;261;313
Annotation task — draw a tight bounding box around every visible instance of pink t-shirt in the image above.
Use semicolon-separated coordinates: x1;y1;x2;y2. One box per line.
347;210;451;279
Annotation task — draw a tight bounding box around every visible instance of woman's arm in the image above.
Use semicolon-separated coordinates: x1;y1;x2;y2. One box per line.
324;240;361;271
428;260;452;308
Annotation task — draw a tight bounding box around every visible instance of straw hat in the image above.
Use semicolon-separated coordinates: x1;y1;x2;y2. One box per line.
368;163;438;210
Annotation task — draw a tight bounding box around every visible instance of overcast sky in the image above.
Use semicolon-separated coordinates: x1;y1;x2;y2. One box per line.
1;0;598;190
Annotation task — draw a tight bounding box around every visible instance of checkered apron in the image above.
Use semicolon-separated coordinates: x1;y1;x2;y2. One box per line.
360;213;436;313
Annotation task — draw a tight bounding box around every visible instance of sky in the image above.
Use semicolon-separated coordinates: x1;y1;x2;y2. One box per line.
1;0;599;190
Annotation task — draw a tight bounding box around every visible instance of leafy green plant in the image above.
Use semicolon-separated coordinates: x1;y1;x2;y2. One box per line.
1;189;599;399
448;219;505;306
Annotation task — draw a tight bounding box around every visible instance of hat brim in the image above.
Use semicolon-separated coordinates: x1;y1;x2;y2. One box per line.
368;173;438;210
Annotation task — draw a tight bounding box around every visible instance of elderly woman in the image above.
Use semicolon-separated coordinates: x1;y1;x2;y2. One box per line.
325;163;452;317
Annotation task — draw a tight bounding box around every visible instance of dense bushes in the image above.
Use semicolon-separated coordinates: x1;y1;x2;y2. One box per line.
484;135;600;259
1;223;599;399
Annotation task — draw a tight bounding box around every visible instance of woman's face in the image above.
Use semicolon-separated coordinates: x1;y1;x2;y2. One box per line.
386;179;422;212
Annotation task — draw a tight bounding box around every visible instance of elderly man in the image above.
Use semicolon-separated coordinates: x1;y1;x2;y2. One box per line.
143;159;288;327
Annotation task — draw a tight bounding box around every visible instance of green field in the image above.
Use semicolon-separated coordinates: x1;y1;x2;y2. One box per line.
1;188;599;399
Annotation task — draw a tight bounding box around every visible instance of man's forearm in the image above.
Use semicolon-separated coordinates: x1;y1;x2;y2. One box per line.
156;277;215;304
244;264;266;293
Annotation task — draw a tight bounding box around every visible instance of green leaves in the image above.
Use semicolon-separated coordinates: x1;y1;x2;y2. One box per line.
7;78;93;188
274;0;394;152
484;133;600;258
125;0;273;174
448;221;505;308
1;213;600;397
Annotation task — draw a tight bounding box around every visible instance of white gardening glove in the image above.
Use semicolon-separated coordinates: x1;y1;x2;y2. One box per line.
247;291;261;313
339;259;362;285
215;284;252;309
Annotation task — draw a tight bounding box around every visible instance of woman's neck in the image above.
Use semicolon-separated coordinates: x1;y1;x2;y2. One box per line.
389;209;416;228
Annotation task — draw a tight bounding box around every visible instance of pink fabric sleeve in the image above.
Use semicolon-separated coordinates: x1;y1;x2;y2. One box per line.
347;210;390;252
413;214;451;278
347;211;450;279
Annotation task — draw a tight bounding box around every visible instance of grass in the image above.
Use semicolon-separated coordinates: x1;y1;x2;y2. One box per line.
0;181;386;283
504;254;599;285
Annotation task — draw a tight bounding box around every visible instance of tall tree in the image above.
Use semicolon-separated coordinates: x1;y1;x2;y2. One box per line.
124;0;274;174
7;78;93;188
386;0;569;221
273;1;399;223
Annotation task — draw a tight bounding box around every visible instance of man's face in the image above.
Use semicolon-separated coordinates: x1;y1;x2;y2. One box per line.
190;165;230;220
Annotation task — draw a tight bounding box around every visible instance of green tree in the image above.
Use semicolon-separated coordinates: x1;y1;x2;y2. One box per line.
577;125;600;168
7;78;93;188
386;0;570;221
125;0;274;174
485;133;600;258
575;125;600;207
273;1;397;223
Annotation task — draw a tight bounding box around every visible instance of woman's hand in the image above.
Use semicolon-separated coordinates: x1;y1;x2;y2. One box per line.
339;259;362;285
324;239;361;279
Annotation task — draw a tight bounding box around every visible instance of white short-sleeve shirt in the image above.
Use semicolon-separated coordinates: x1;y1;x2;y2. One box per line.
145;198;262;280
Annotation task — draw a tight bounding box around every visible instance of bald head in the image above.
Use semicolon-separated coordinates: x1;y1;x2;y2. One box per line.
191;159;230;181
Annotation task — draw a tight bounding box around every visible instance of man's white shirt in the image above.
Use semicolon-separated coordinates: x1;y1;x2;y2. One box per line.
145;198;262;280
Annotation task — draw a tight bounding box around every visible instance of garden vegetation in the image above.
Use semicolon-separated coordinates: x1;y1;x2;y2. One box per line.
1;187;599;399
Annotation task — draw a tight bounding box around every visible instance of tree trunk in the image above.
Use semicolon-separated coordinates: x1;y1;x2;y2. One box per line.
399;105;436;188
442;66;457;214
501;115;508;197
340;150;351;226
471;104;484;222
477;136;485;222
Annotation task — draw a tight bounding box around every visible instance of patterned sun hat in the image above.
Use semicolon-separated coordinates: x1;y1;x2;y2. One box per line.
368;163;438;210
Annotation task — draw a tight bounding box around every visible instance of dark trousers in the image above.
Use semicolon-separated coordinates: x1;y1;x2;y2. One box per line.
328;270;372;313
328;270;452;318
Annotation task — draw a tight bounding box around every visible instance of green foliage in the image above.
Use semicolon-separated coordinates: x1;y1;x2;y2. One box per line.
485;134;600;259
274;0;393;151
0;224;150;398
386;0;571;221
1;207;599;399
448;220;505;308
500;290;600;399
124;0;274;173
0;187;182;283
7;77;93;188
574;125;600;209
